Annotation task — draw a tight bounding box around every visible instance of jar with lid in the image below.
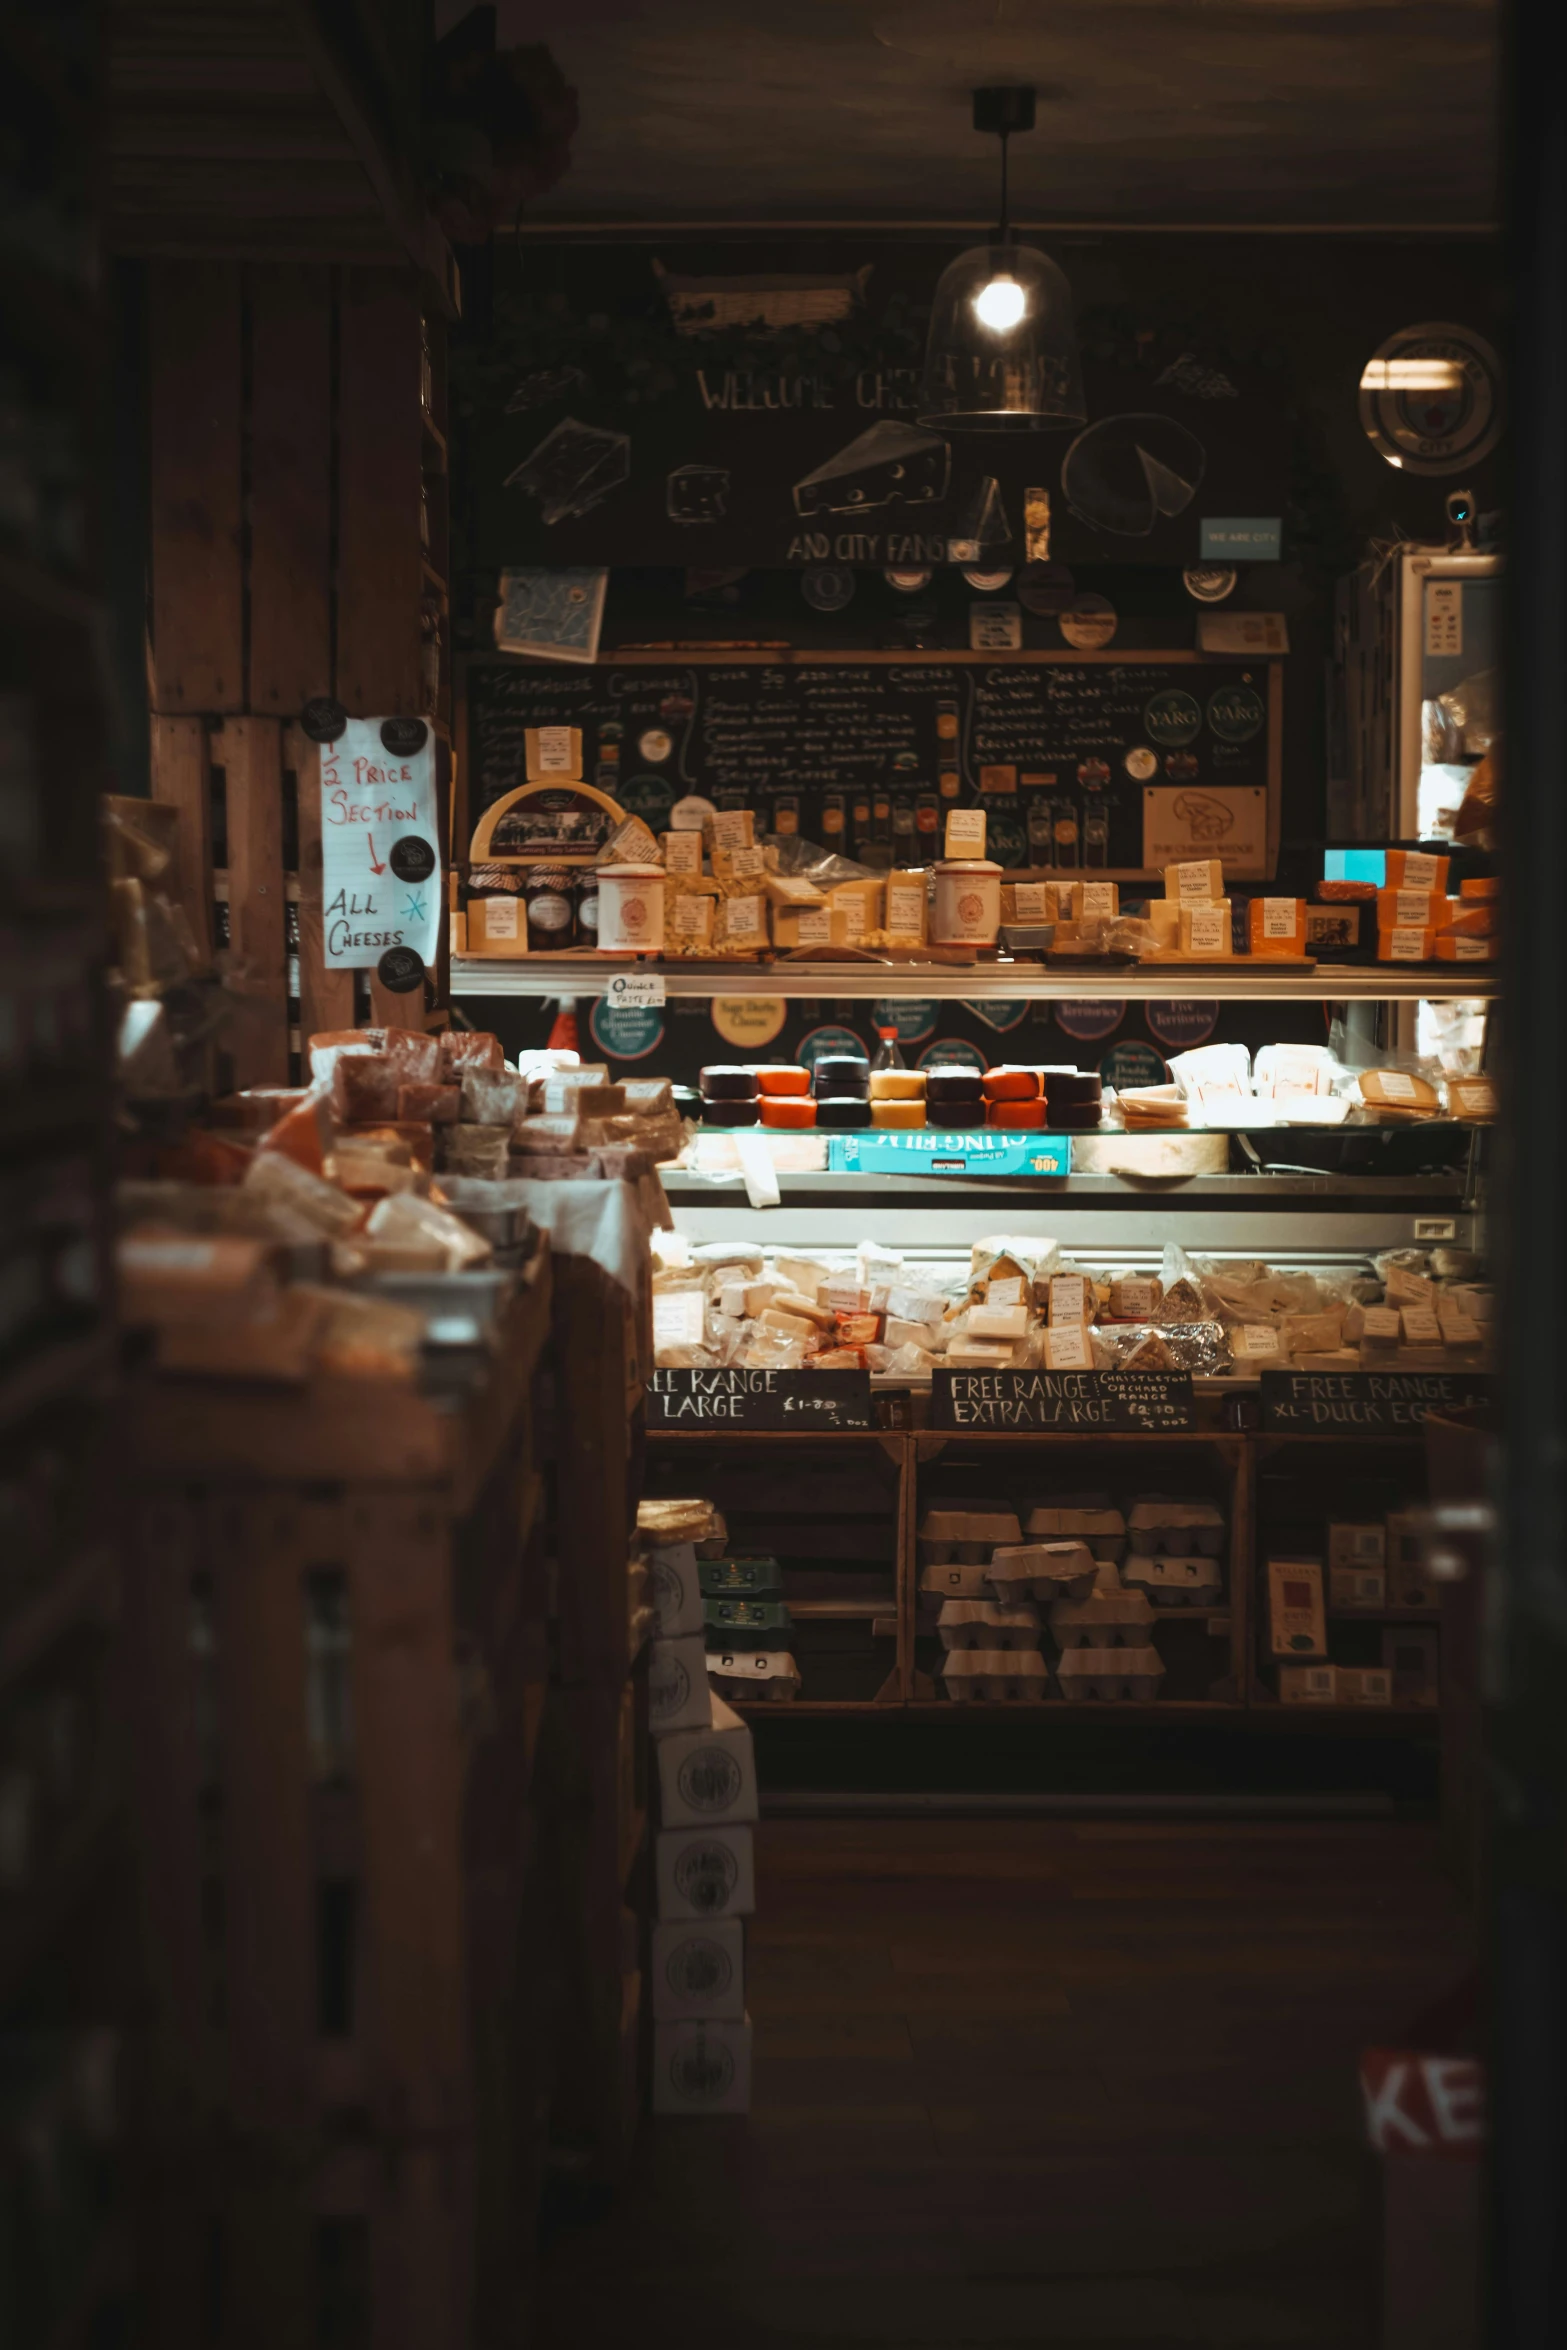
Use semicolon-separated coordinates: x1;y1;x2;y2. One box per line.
821;792;846;850
525;865;576;951
574;869;601;947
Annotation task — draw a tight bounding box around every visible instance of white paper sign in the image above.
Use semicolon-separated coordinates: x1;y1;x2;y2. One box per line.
320;719;441;972
606;970;666;1010
1426;580;1463;658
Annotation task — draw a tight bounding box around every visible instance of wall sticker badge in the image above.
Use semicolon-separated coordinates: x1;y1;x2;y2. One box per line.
1359;322;1503;476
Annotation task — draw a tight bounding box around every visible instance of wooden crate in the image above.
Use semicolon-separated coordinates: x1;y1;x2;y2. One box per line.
643;1432;909;1705
146;261;451;1085
121;1251;551;2348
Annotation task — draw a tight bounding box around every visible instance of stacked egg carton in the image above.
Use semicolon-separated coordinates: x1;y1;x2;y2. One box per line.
1022;1497;1165;1702
640;1498;758;2116
919;1502;1050;1702
701;1544;802;1704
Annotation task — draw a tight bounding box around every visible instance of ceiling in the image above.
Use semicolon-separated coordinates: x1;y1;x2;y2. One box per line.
505;0;1499;230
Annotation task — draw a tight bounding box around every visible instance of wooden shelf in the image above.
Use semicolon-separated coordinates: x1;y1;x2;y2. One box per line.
1;1546;114;1694
791;1596;897;1620
453;953;1498;1005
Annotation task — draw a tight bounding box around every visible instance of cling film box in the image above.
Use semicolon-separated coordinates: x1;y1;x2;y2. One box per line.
827;1129;1072;1178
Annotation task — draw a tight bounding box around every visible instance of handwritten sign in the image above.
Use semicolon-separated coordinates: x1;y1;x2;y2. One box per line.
320;717;441;972
606;970;667;1011
648;1367;874;1430
933;1368;1195;1432
1260;1370;1494;1434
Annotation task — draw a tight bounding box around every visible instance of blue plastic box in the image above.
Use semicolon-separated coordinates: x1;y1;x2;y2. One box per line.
826;1129;1072;1178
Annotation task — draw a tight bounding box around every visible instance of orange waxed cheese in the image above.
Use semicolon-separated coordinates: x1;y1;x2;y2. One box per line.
755;1064;811;1096
1247;896;1305;954
981;1067;1040;1102
759;1095;817;1128
870;1099;925;1129
988;1101;1049;1128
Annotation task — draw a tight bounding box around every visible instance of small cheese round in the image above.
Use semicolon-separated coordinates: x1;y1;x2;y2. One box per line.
871;1099;926;1129
981;1067;1040;1103
869;1069;926;1100
699;1063;759;1100
987;1101;1049;1129
755;1064;811;1096
816;1097;873;1129
760;1096;817;1128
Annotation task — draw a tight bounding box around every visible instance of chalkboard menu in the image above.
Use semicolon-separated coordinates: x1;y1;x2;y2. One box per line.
462;654;1276;873
647;1366;874;1428
933;1367;1195;1432
1259;1370;1494;1433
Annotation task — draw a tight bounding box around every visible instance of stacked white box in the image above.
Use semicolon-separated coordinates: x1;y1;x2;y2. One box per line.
651;1691;756;2111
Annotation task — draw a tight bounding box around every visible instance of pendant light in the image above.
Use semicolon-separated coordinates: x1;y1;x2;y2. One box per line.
920;87;1086;434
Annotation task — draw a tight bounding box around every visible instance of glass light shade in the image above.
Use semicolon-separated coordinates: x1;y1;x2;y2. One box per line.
920;242;1086;431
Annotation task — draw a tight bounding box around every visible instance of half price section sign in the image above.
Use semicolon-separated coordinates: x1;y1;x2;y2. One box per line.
321;718;442;973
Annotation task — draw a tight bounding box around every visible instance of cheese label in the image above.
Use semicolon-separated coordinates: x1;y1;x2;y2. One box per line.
1185;908;1229;954
654;1291;706;1347
944;809;987;859
794;907;832;944
986;1277;1025;1308
671;895;712;940
663;832;702;873
1387;927;1428;959
1400;1308;1443;1345
1044;1323;1094;1370
887;1285;945;1326
1113;1278;1161;1319
1398;852;1440;890
480;895;520;940
1362;1306;1401;1341
839;898;867;941
1440;1313;1482;1346
1078;882;1118;919
825;1284;871;1315
723;894;764;942
1237;1324;1282;1358
727;844;765;880
1174;859;1219;902
1448;1078;1496;1118
1012;883;1049;920
1262;898;1298;939
885;880;925;936
1389;888;1434;925
711;809;753;851
1049;1274;1090;1325
1376;1070;1419;1102
1445;936;1490;960
527;724;580;778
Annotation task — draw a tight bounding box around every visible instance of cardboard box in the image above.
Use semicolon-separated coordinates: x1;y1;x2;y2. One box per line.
1331;1565;1388;1610
655;1696;759;1829
1280;1663;1339;1704
827;1130;1071;1178
655;1825;756;1921
648;1635;713;1736
1328;1521;1387;1571
1383;1626;1439;1705
646;1540;704;1639
1339;1666;1394;1706
652;2015;753;2115
1266;1556;1328;1659
1054;1645;1166;1702
651;1918;746;2021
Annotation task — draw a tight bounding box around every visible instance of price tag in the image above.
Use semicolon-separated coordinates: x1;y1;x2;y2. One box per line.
606;970;666;1011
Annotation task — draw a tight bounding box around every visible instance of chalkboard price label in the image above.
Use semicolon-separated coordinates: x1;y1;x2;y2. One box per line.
932;1368;1194;1432
648;1367;874;1430
1259;1370;1494;1434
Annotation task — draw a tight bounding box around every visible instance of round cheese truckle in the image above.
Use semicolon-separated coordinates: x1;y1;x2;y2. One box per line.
812;1054;872;1100
759;1096;818;1128
699;1064;760;1101
871;1099;925;1129
988;1101;1049;1128
754;1064;811;1096
981;1066;1040;1103
700;1098;760;1127
925;1067;986;1114
815;1097;873;1129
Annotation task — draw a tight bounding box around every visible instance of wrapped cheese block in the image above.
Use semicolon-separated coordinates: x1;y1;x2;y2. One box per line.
1247;897;1305;955
870;1099;924;1128
760;1096;817;1128
1358;1069;1440;1114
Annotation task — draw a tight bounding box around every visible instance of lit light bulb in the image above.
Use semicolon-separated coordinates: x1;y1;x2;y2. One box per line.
973;274;1026;333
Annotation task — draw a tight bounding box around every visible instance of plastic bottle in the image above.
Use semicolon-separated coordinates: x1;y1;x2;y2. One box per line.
871;1025;906;1072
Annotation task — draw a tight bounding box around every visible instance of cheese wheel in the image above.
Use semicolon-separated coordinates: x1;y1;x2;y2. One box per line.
699;1064;758;1101
869;1069;926;1101
816;1097;873;1129
755;1064;810;1096
1042;1070;1101;1109
987;1101;1049;1128
812;1054;871;1100
871;1099;926;1129
981;1067;1040;1103
925;1068;985;1110
700;1098;759;1127
760;1095;817;1128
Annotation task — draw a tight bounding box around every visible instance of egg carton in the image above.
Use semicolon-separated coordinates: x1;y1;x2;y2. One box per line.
917;1503;1023;1566
706;1648;801;1703
1055;1645;1166;1702
919;1560;996;1601
1125;1497;1225;1557
1023;1501;1126;1562
1049;1588;1158;1648
985;1541;1099;1605
937;1600;1042;1653
939;1649;1051;1704
1121;1552;1224;1607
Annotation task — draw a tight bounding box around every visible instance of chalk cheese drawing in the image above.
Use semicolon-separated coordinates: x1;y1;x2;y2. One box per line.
792;419;951;517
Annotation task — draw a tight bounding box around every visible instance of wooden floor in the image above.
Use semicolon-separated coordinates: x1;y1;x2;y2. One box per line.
537;1817;1474;2349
